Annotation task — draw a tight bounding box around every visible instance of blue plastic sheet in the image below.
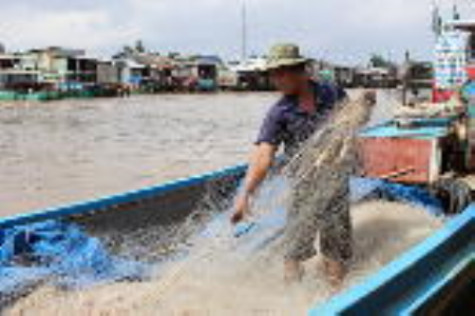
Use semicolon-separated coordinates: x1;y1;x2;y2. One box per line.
351;177;444;216
0;220;148;299
360;122;449;139
226;177;444;242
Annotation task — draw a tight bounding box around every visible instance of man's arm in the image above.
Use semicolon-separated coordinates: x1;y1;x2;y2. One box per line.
231;143;277;223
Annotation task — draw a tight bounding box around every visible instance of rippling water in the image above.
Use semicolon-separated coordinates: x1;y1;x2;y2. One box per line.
0;90;397;218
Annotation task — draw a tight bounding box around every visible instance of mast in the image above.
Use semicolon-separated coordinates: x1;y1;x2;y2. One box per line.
241;0;247;61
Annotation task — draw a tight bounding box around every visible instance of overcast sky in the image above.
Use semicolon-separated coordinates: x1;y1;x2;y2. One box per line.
1;0;474;65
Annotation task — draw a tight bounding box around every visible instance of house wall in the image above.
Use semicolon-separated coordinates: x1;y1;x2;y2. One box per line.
20;55;39;71
97;62;120;84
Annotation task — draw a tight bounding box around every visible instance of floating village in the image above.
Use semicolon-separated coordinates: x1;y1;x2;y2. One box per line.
0;41;433;101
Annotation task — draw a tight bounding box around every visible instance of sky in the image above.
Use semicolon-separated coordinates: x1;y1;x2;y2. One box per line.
1;0;474;65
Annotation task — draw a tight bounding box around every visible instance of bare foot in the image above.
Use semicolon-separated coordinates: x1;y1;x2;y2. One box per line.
284;259;304;284
323;258;347;292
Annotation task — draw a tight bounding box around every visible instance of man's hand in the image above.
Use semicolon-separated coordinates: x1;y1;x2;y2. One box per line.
230;143;276;225
231;194;250;224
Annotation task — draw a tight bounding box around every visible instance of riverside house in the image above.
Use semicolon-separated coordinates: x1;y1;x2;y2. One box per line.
22;47;98;91
0;53;40;92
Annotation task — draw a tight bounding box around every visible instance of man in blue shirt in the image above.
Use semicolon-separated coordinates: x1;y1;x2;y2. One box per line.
231;44;351;287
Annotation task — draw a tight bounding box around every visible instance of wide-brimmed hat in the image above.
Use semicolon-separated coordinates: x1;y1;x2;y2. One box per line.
265;43;309;71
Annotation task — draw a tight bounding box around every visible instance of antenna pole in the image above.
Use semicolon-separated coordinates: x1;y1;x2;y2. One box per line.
241;0;247;60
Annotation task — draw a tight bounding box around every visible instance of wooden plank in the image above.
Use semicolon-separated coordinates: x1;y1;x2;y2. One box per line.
359;137;440;184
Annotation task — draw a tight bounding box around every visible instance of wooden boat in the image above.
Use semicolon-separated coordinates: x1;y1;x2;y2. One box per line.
0;162;473;313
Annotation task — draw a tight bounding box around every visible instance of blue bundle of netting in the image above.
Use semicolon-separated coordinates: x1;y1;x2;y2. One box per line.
0;220;148;299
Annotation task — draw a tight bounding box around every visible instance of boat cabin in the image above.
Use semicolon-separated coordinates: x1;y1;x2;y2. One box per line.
433;20;475;101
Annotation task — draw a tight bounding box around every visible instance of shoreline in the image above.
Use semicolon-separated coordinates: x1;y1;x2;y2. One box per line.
0;88;279;103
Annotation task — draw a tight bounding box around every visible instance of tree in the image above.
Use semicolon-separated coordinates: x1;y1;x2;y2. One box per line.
168;52;180;58
369;54;395;69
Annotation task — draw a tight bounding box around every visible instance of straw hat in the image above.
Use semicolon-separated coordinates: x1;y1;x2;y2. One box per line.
265;43;309;70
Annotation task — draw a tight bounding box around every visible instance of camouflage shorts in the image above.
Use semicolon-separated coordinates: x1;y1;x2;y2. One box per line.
283;178;353;264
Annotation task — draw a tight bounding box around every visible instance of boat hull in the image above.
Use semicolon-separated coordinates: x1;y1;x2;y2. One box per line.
1;164;473;313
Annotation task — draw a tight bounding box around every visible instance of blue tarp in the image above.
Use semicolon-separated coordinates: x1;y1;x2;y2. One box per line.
215;177;440;246
0;220;148;299
228;177;444;242
351;177;444;216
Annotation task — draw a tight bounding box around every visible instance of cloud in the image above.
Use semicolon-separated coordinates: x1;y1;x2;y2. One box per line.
0;4;140;57
0;0;463;63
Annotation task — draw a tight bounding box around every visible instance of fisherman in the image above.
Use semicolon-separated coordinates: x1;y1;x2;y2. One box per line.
231;43;352;287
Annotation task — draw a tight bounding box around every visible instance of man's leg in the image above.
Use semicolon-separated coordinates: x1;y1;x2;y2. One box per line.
319;183;353;288
283;199;318;283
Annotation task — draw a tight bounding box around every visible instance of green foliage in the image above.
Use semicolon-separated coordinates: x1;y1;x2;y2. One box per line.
369;54;395;69
135;40;145;53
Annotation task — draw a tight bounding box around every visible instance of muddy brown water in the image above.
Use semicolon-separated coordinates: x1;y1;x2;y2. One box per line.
0;90;396;218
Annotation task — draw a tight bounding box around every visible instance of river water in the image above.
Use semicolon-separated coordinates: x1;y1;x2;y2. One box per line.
0;90;397;218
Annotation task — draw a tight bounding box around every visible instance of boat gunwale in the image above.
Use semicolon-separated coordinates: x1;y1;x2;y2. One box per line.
401;253;475;315
0;164;247;229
